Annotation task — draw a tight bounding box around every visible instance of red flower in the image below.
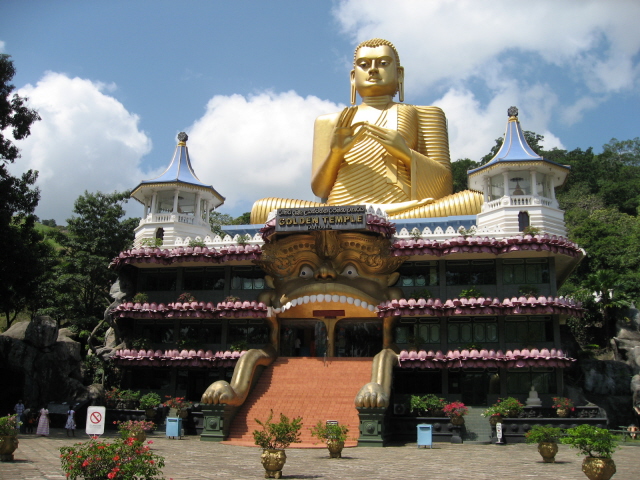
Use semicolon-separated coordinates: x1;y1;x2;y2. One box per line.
107;473;116;479
113;455;120;461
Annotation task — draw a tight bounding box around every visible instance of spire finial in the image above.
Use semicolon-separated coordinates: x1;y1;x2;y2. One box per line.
508;106;518;119
177;132;188;145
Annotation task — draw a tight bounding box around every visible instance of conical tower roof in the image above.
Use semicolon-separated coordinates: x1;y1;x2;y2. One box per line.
468;107;570;176
131;132;225;207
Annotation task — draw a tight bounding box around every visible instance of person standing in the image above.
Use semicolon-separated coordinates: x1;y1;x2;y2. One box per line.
65;405;76;437
36;405;50;436
14;399;25;434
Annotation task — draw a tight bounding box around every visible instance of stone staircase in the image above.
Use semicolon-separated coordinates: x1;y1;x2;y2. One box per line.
222;357;372;447
462;406;493;444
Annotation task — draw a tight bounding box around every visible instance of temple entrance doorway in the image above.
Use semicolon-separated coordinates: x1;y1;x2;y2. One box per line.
280;320;327;357
335;318;382;357
449;369;491;406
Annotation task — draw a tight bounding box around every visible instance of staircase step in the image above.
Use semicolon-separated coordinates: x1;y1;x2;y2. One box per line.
223;357;372;447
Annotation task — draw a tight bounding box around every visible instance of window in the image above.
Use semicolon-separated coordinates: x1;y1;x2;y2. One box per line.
183;267;225;291
502;259;549;285
505;316;553;344
395;318;440;346
230;267;265;290
139;269;177;291
446;260;496;286
507;368;556;394
448;318;498;344
179;320;222;345
518;211;530;231
394;261;439;288
227;319;269;347
142;321;175;345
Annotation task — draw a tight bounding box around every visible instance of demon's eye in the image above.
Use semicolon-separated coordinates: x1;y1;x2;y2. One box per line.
299;265;314;278
341;264;359;278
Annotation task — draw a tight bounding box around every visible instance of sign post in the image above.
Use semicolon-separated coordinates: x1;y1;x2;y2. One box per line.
495;422;504;445
86;406;106;438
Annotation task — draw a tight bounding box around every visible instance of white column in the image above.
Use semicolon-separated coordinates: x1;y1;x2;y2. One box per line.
483;176;490;202
502;172;510;196
172;189;180;213
195;193;202;222
150;192;157;215
530;170;538;196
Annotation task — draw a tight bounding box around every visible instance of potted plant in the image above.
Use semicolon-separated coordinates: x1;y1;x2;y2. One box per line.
114;419;156;443
253;410;302;478
552;397;575;418
481;404;504;425
139;393;162;419
561;424;617;480
410;394;446;417
525;424;563;463
443;401;468;425
310;421;349;458
497;397;524;418
119;389;141;410
60;436;165;479
0;414;19;462
105;387;121;409
163;396;193;418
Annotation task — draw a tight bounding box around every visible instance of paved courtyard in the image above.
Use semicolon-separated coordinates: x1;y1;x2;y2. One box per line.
1;428;637;480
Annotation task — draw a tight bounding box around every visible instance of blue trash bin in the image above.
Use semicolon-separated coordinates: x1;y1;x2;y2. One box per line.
417;424;433;448
166;417;182;438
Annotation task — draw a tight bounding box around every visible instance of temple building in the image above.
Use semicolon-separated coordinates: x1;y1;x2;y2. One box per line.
108;106;585;446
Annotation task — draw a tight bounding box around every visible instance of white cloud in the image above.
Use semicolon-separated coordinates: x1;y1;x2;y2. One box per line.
187;91;343;214
8;72;152;223
0;41;5;53
334;0;640;159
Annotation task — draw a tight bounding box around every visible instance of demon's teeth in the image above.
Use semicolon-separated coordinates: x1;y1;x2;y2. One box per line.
347;297;354;304
310;295;317;303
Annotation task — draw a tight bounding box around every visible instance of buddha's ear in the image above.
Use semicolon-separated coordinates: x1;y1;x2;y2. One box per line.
350;70;356;105
397;67;405;103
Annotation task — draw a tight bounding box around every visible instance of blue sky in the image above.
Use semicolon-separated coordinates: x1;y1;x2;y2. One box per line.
2;0;639;223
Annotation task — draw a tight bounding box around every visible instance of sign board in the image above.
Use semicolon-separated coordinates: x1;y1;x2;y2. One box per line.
275;205;367;233
496;422;503;439
326;420;338;426
86;406;106;436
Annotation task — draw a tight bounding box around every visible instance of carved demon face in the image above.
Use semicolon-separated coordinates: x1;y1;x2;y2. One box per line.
257;231;404;316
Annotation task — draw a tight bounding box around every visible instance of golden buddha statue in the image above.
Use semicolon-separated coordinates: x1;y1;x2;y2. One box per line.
250;38;482;224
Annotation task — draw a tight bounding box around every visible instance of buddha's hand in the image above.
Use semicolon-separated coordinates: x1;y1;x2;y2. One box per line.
201;381;238;405
363;123;412;165
355;382;390;408
330;106;366;157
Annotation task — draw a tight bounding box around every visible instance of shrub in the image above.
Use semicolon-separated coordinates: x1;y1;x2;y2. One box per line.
310;421;349;443
482;397;524;417
459;287;483;299
561;424;617;459
163;396;192;410
552;397;575;411
409;394;446;416
131;293;148;304
0;414;19;436
114;420;155;440
139;393;162;410
60;437;165;480
525;425;563;444
253;410;303;450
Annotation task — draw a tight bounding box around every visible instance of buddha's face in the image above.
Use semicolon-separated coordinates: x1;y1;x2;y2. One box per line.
351;45;403;98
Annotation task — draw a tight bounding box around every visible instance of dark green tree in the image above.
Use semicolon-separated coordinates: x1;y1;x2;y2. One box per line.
0;54;46;329
451;158;480;193
45;191;138;342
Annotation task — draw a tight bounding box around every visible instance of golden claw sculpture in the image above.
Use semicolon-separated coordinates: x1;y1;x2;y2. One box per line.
201;345;277;406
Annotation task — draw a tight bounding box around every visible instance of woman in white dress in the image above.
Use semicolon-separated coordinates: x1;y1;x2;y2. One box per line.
36;406;49;436
65;406;76;437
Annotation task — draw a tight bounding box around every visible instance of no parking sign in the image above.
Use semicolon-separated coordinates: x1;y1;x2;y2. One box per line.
86;406;106;436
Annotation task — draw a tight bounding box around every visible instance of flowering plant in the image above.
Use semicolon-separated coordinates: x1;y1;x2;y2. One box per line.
163;396;192;410
60;437;165;479
114;420;155;439
481;397;524;418
443;401;468;417
176;292;196;303
0;414;19;436
105;387;121;404
552;397;575;411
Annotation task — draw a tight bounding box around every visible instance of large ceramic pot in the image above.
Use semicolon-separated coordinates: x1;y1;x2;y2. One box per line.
261;449;286;479
127;431;146;443
177;409;188;419
450;415;465;426
538;442;558;463
489;415;502;426
145;408;157;420
0;436;19;462
556;408;570;418
581;457;616;480
327;440;344;459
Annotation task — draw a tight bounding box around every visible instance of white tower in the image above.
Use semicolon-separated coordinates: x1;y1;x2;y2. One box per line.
131;132;225;247
468;108;570;237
